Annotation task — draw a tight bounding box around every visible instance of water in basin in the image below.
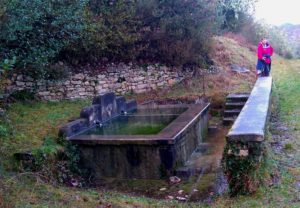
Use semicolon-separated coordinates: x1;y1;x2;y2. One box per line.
82;107;188;136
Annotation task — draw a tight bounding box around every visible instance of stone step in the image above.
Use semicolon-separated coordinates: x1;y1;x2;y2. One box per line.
224;109;242;117
226;93;250;102
225;102;246;110
223;117;237;126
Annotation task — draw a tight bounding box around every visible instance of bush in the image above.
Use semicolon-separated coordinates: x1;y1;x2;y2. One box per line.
0;0;88;79
0;124;9;138
0;0;259;80
135;0;219;67
9;90;36;101
220;0;256;32
284;51;294;59
65;0;221;68
0;57;15;99
61;0;140;65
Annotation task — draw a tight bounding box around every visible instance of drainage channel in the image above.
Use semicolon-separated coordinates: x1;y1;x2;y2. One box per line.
175;124;229;202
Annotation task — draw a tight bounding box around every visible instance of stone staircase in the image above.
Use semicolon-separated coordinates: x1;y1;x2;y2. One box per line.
223;93;250;125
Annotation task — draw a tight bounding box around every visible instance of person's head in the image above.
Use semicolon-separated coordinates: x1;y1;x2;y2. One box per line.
261;37;268;44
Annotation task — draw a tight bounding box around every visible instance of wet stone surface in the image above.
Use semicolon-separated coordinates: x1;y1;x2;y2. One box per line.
71;104;210;179
91;123;229;203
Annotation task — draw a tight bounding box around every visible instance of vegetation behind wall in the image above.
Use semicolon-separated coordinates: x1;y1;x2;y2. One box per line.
0;0;257;80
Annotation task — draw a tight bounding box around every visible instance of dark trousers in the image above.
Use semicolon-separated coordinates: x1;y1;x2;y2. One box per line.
262;63;271;76
257;59;271;77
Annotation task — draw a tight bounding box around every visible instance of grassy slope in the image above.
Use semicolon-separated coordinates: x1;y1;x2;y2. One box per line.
0;100;90;171
1;37;300;207
130;36;257;105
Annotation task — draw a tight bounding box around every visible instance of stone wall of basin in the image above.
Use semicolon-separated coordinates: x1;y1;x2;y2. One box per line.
4;63;187;101
70;104;210;179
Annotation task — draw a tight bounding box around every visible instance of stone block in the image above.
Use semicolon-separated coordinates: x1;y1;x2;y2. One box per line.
73;73;85;80
38;91;50;96
80;104;101;124
134;89;147;94
98;81;106;84
16;81;25;86
59;119;89;138
97;75;106;79
137;84;148;89
17;75;23;81
157;82;164;87
71;80;82;85
116;96;126;114
92;92;118;122
126;100;137;112
25;82;34;87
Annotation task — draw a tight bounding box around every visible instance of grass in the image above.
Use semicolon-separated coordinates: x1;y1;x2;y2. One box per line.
0;100;90;171
1;37;300;207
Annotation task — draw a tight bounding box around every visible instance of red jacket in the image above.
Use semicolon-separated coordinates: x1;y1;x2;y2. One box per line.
257;42;274;61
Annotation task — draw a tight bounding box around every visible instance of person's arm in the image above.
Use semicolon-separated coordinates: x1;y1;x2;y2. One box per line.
257;44;263;60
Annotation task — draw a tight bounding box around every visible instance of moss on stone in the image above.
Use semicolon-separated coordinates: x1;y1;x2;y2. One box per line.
222;140;273;196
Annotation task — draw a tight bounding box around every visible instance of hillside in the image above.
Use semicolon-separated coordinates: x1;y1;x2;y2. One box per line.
281;23;300;42
130;36;257;106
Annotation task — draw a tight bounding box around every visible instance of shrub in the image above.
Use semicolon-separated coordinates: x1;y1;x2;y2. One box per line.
0;57;16;99
61;0;140;65
284;143;293;151
284;51;294;59
45;63;71;81
0;0;260;80
9;90;36;101
0;125;8;138
0;0;88;79
61;0;223;68
220;0;256;32
135;0;219;67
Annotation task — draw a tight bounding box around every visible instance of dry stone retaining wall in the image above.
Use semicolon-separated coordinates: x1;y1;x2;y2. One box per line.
5;63;187;101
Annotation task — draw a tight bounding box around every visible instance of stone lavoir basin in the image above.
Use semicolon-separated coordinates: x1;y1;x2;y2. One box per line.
80;107;188;136
60;92;210;180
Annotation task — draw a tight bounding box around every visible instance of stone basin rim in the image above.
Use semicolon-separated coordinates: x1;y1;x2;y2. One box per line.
68;103;210;145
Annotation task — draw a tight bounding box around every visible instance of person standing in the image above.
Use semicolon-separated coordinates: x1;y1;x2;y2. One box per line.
256;38;274;77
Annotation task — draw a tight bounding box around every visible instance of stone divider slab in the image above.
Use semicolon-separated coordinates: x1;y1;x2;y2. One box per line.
227;77;273;142
223;77;273;195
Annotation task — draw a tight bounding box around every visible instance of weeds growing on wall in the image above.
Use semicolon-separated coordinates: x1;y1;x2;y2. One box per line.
222;138;277;196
